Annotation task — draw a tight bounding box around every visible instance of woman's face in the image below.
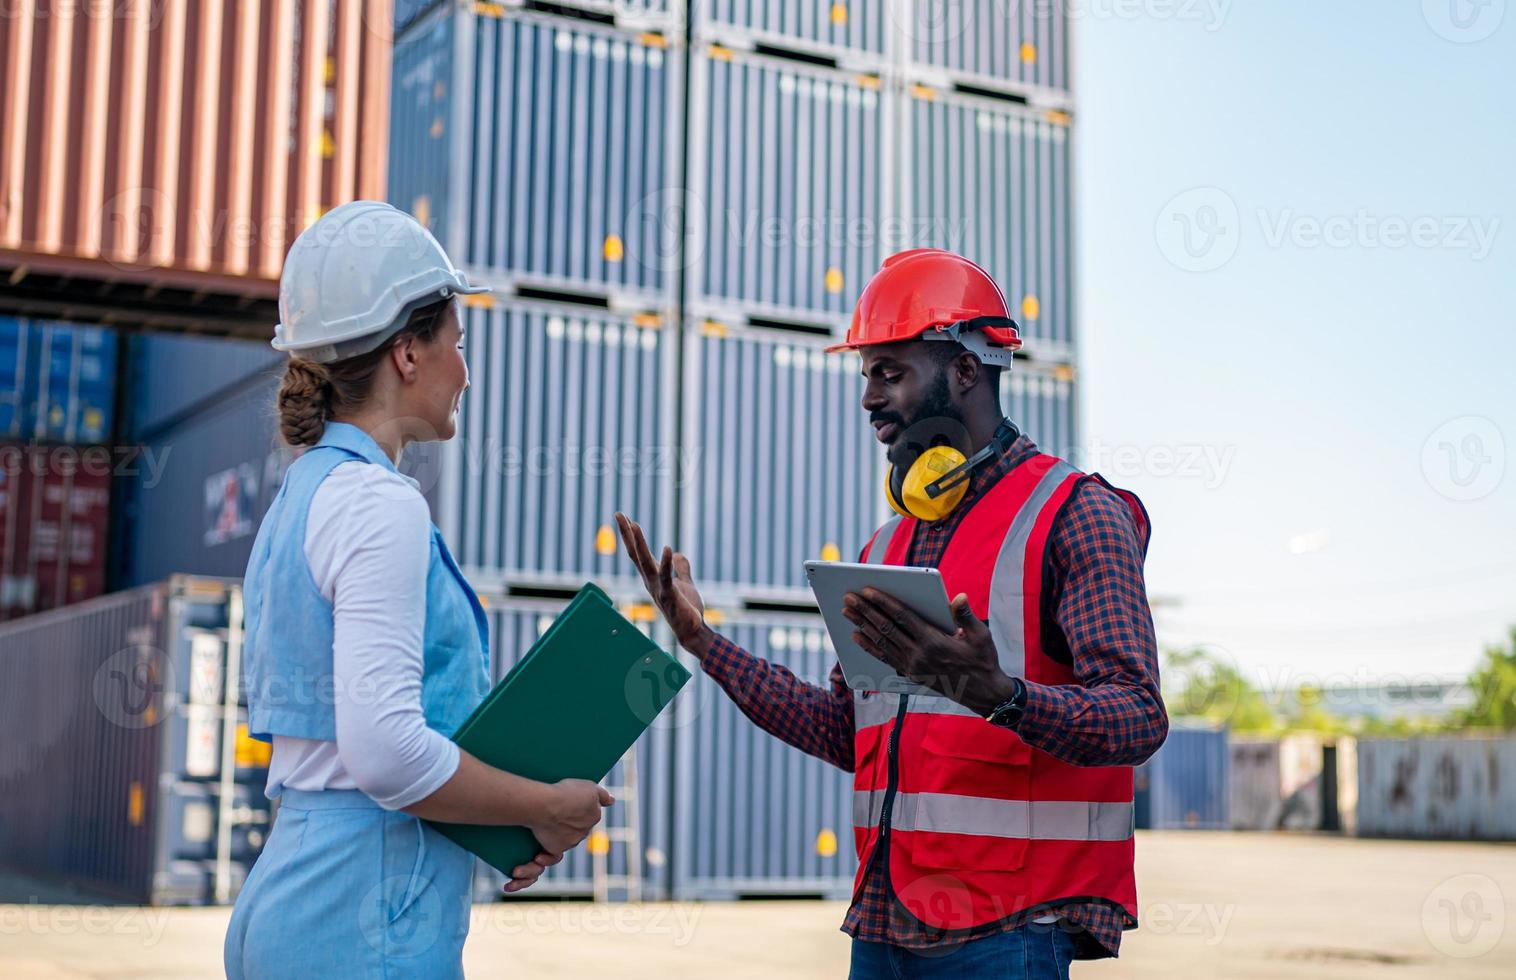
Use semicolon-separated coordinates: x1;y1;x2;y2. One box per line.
408;302;469;441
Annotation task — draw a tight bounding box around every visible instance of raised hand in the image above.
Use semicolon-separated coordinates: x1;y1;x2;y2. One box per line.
614;512;715;659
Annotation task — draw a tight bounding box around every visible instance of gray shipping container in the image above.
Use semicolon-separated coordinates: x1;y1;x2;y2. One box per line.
687;46;887;325
680;322;884;595
0;577;268;904
390;7;681;303
1135;724;1229;830
1003;367;1076;461
672;611;856;899
1357;736;1516;841
470;596;677;900
693;0;889;62
440;300;677;590
902;85;1073;352
901;0;1071;98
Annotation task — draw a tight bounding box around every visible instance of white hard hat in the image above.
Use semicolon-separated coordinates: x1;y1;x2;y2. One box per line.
273;200;489;363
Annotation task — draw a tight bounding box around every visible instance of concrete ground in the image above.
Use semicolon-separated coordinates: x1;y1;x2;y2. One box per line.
2;832;1514;978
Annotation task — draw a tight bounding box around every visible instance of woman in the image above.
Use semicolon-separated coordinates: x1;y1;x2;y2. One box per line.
225;201;610;979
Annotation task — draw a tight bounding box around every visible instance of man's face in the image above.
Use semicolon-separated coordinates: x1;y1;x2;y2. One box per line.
858;341;965;469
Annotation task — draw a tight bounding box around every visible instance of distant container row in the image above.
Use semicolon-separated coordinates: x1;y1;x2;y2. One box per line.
388;7;1075;350
1;317;117;445
0;577;853;904
0;444;111;622
113;306;1078;596
395;0;1073;97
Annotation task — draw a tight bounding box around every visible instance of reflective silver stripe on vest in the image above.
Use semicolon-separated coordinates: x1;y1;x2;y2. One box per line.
854;691;902;729
863;516;903;565
853;790;1134;842
903;692;981;719
987;460;1080;678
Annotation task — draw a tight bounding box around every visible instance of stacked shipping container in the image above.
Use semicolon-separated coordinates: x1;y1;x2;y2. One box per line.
0;0;1082;901
0;317;120;621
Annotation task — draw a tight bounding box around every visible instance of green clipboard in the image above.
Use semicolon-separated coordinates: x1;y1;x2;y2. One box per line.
429;584;691;877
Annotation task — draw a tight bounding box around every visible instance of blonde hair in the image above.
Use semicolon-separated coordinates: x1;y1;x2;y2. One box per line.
275;299;451;447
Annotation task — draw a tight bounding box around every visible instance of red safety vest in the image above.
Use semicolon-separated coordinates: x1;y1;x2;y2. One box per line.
852;453;1149;934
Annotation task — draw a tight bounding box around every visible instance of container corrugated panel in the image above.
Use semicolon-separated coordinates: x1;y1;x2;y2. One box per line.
0;444;112;621
902;0;1069;95
681;324;883;595
672;612;855;899
1003;369;1075;461
124;332;283;441
905;88;1072;350
0;316;118;444
390;9;678;301
1356;737;1516;841
1135;724;1228;830
117;374;291;588
470;598;675;900
0;0;390;288
689;48;885;323
440;301;675;589
696;0;888;61
0;577;263;903
399;0;680;36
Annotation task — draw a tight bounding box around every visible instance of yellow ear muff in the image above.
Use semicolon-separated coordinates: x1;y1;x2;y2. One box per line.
884;445;971;522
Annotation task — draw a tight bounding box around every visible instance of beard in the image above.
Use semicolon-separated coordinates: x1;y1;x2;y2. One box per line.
881;370;967;469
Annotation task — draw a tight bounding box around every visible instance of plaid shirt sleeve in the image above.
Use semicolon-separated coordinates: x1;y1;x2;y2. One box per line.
699;636;856;773
1014;478;1169;766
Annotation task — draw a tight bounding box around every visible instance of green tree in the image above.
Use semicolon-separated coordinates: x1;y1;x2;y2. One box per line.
1451;627;1516;730
1163;647;1277;732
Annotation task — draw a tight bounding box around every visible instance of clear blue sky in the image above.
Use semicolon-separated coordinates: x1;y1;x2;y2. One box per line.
1073;1;1515;684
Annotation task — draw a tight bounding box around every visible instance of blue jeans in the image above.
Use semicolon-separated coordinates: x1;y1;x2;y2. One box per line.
849;925;1077;979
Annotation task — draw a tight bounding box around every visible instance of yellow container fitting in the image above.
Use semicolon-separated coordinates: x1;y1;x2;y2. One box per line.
596;525;617;555
816;828;838;857
603;234;625;262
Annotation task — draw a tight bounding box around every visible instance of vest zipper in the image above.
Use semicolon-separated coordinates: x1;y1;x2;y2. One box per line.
856;693;910;907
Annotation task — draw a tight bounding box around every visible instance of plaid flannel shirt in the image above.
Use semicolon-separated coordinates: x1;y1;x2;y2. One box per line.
700;432;1167;958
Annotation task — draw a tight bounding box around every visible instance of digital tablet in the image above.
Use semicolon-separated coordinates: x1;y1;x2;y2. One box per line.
803;560;956;696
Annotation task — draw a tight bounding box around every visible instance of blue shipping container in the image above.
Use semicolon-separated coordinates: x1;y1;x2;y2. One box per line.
390;8;679;302
123;332;283;441
0;317;118;445
1136;725;1230;831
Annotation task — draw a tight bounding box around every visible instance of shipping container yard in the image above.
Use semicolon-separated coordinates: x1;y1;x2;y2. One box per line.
0;1;1511;978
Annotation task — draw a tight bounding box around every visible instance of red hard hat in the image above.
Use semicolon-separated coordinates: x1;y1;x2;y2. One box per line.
825;249;1023;359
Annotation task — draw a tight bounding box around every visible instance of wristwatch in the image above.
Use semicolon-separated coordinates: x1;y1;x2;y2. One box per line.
985;677;1028;729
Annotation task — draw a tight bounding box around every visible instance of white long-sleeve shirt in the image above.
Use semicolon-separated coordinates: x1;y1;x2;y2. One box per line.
265;460;461;810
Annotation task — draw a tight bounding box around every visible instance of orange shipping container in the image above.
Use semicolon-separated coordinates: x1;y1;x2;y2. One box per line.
0;0;393;329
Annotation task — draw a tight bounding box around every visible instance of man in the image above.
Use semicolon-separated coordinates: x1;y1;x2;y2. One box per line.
616;248;1167;978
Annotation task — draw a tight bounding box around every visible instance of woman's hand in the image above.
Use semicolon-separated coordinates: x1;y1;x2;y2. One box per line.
526;778;614;855
504;849;563;894
614;512;715;659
